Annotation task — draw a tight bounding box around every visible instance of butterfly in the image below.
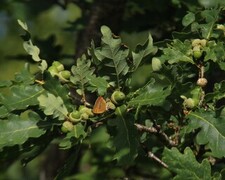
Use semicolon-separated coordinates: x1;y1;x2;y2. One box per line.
92;96;107;114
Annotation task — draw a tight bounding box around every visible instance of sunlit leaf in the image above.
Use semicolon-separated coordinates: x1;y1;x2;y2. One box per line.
17;19;28;31
23;41;41;62
43;72;72;110
38;93;68;120
87;75;108;96
1;85;44;111
0;112;47;148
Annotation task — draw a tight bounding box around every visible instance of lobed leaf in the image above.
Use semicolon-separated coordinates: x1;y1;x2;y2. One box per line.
187;110;225;157
161;39;194;64
1;85;44;111
86;75;108;96
163;147;211;180
0;112;47;149
132;33;157;71
43;72;72;110
23;41;41;62
93;25;129;86
38;93;68;120
128;80;171;107
70;55;95;94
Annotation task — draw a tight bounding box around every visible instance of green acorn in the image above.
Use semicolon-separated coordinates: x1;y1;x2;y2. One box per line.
111;91;125;104
59;70;71;79
48;66;58;76
69;110;81;122
79;105;94;117
52;61;64;71
61;121;74;133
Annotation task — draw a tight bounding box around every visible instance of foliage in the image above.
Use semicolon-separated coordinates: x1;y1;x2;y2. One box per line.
1;1;225;179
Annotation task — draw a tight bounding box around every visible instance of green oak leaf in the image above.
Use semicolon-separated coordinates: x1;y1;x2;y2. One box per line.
182;12;195;27
0;112;46;148
161;39;194;64
187;110;225;158
70;55;95;95
132;33;157;71
128;79;171;107
163;147;211;180
0;80;12;88
43;72;72;111
1;85;44;111
86;75;108;96
93;25;129;87
14;63;35;85
23;41;41;62
0;106;9;118
38;93;68;120
110;105;138;165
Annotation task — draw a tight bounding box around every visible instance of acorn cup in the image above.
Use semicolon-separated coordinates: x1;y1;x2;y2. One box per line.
69;110;82;123
52;61;64;71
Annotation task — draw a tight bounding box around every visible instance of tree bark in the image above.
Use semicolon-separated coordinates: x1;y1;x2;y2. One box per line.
75;0;127;59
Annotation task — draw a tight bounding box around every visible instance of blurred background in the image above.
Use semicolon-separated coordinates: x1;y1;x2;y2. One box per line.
0;0;212;179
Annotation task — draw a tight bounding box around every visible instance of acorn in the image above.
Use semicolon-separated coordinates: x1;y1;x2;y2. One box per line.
192;45;202;59
61;121;74;133
69;110;81;122
52;61;64;71
111;90;125;104
197;78;208;87
152;57;162;71
48;65;58;76
79;105;94;117
60;70;71;79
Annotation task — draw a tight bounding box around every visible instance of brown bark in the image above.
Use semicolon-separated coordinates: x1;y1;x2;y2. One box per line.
75;0;127;59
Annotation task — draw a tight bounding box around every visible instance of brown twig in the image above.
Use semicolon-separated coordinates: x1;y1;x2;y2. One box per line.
134;123;177;146
147;151;168;169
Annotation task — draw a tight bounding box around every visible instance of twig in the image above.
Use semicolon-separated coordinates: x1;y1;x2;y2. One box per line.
134;123;177;146
134;123;157;133
147;151;168;169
